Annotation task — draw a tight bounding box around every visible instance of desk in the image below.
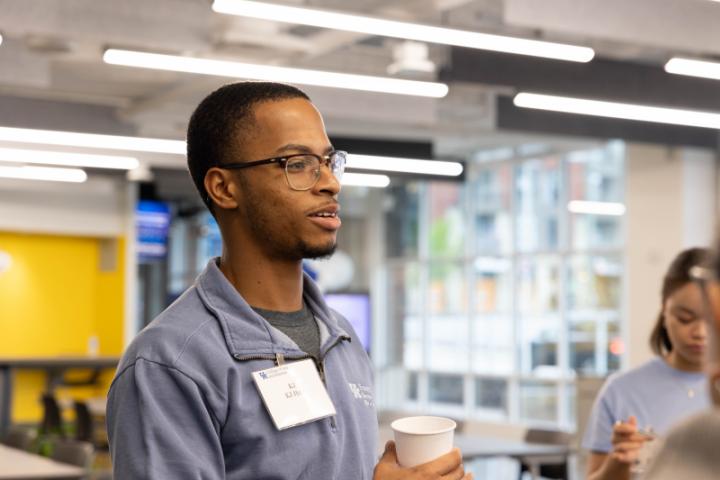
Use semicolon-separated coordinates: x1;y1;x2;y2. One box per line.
455;434;572;480
0;356;119;436
0;445;85;479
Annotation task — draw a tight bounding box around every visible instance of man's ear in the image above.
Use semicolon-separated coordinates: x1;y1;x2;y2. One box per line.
205;167;241;211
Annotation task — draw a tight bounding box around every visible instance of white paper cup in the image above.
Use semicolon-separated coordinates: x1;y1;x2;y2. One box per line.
390;416;456;467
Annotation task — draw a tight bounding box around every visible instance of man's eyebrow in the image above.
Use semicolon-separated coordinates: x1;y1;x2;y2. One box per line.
275;143;335;155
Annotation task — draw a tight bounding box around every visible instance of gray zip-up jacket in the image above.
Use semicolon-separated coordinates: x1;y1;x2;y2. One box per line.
107;259;378;479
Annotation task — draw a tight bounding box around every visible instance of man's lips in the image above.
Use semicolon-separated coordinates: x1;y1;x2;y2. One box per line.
308;215;341;230
307;203;341;231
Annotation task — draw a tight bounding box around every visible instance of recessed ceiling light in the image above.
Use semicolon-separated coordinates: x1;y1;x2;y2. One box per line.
514;92;720;130
347;154;463;176
211;0;594;63
0;147;139;170
0;126;185;154
665;57;720;81
568;200;626;216
341;173;390;188
103;49;449;98
0;165;87;183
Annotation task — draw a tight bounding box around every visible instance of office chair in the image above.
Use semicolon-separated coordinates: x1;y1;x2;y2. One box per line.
518;428;572;480
1;427;37;451
74;400;108;449
39;393;65;438
50;438;95;470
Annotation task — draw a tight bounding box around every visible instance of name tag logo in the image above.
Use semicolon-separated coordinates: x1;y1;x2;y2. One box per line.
348;382;375;407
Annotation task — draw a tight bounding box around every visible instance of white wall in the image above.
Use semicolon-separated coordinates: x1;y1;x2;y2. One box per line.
682;148;717;247
0;175;130;237
625;144;717;368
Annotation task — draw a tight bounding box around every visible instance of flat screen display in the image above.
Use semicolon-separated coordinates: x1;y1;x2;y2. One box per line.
324;292;371;353
136;200;171;263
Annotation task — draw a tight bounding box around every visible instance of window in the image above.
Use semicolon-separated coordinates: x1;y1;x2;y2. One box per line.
377;141;625;429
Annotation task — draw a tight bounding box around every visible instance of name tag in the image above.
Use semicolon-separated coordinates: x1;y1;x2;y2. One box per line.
252;358;336;430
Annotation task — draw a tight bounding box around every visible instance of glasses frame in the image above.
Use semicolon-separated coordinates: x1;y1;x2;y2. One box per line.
216;150;347;191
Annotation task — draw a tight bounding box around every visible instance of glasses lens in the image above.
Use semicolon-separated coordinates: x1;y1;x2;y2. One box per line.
331;151;346;181
285;155;321;190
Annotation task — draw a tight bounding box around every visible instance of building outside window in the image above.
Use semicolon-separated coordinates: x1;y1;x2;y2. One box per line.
377;141;625;429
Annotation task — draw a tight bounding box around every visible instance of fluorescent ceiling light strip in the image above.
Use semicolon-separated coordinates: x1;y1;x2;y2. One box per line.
212;0;594;63
568;200;626;216
665;57;720;81
0;165;87;183
0;126;185;154
341;172;390;188
0;147;139;170
104;49;448;98
514;92;720;130
347;154;463;176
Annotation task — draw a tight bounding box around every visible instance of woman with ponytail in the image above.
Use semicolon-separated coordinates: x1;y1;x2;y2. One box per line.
642;244;720;479
584;248;712;480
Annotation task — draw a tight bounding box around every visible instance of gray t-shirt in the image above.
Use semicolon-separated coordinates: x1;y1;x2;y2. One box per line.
252;302;321;359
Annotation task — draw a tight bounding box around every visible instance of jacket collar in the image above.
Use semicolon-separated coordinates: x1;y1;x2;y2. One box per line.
195;258;349;357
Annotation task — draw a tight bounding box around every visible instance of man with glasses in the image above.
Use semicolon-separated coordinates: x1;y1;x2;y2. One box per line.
107;82;471;480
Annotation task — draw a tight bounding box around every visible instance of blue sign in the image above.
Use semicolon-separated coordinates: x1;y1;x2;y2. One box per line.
136;200;171;262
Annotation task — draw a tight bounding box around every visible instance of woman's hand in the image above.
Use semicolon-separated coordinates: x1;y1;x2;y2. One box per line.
609;416;651;465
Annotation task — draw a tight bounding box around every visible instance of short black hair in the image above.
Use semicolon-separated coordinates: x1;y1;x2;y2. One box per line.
186;81;310;213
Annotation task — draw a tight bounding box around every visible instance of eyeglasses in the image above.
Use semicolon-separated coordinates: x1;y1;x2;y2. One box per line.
216;150;347;191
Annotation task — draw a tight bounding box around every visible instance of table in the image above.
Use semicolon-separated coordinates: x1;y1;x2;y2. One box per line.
0;356;119;436
455;434;572;480
0;444;85;479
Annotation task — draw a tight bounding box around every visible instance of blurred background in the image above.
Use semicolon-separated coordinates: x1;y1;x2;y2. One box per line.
0;0;719;478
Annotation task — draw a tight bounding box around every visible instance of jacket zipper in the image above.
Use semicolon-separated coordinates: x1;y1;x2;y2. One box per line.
315;335;350;431
233;353;311;364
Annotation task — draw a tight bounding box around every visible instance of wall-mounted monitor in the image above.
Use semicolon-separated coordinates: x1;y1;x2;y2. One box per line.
324;292;371;354
136;200;171;263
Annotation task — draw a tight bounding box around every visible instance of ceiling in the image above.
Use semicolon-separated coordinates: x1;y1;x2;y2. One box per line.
0;0;719;170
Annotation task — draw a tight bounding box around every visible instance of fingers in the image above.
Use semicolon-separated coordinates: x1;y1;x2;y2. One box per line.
378;441;398;464
611;440;646;464
612;431;648;443
418;448;463;475
613;420;638;435
613;449;639;463
612;416;653;447
441;464;466;480
614;441;644;453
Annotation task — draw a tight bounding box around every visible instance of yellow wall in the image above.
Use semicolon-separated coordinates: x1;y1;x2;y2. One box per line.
0;232;125;422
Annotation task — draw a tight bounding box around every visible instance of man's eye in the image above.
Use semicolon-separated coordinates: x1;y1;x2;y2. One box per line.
287;156;316;172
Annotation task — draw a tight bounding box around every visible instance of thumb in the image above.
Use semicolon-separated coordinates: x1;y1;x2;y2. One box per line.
380;441;397;463
628;415;637;426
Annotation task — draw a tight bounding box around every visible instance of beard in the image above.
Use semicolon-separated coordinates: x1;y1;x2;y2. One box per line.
254;227;337;261
297;240;337;260
241;179;338;261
